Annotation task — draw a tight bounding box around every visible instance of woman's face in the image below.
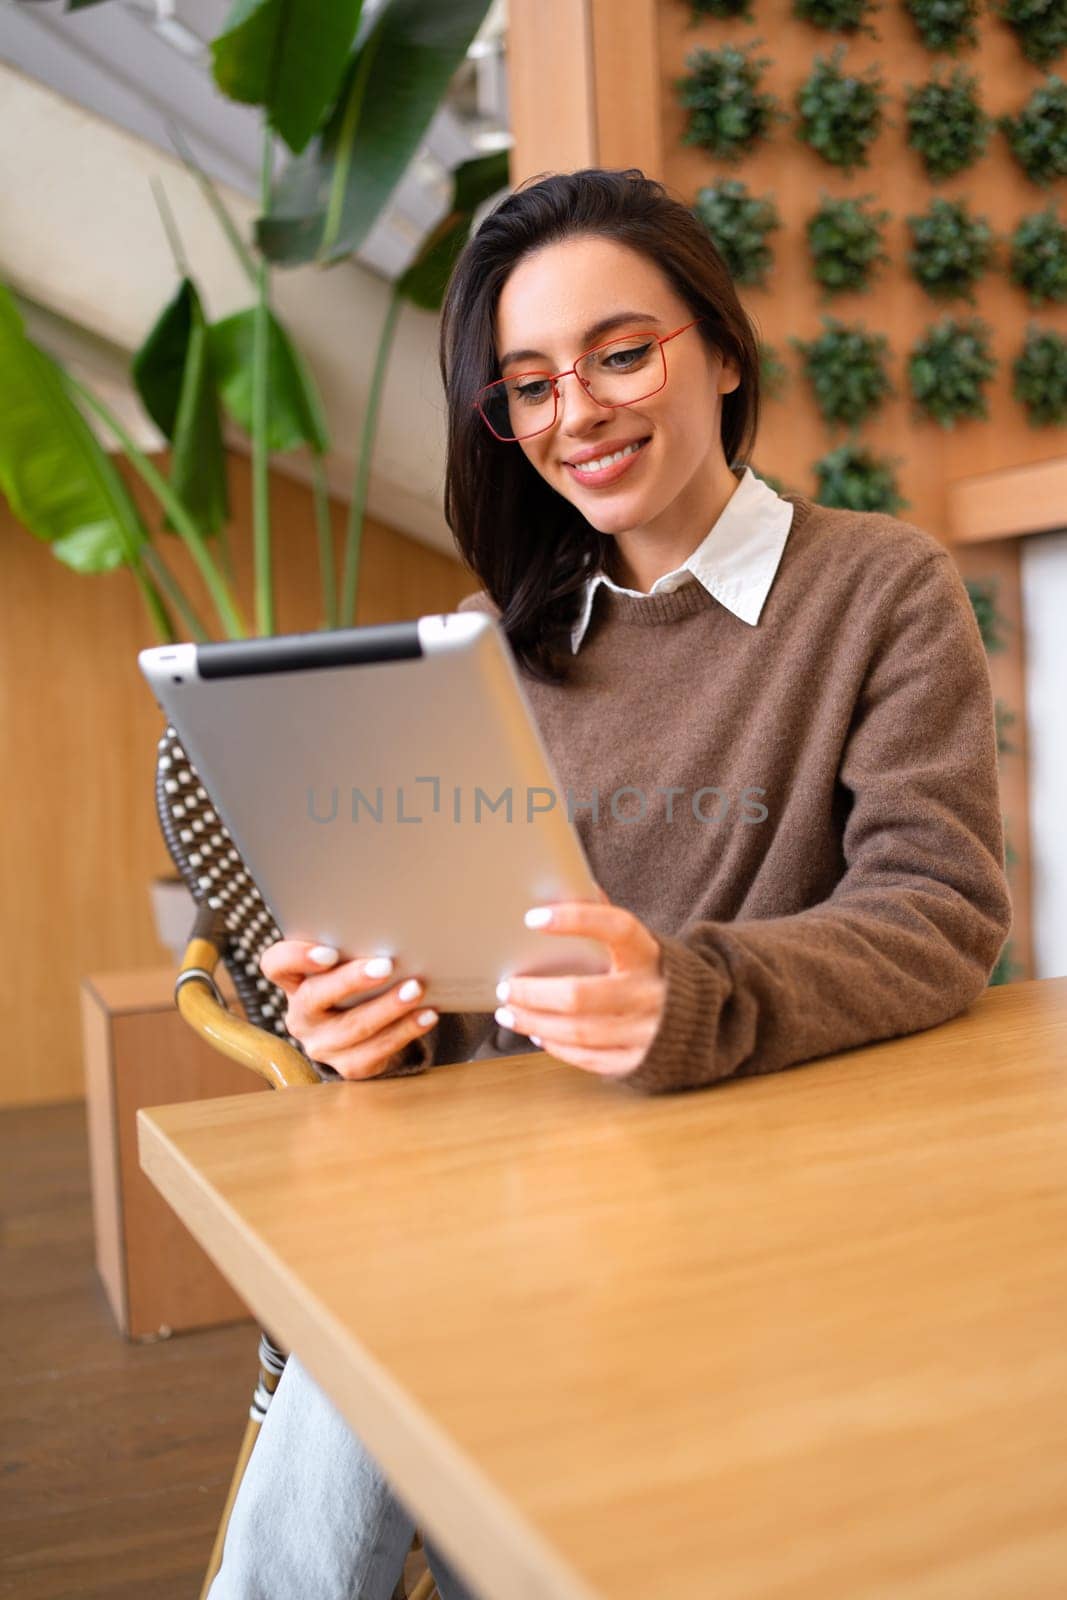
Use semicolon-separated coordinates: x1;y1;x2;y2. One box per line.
491;234;741;545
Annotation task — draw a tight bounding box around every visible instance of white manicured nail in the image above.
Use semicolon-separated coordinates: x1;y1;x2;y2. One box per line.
398;979;422;1002
364;956;394;978
495;1006;515;1029
309;945;339;965
496;980;510;1003
530;1036;544;1047
524;907;553;928
417;1009;438;1026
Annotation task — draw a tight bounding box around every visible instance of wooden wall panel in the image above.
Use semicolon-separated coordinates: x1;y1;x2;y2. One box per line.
1;450;475;1107
949;458;1067;544
506;0;1045;975
590;0;664;176
654;0;1054;980
950;539;1034;981
507;0;597;183
652;0;1067;534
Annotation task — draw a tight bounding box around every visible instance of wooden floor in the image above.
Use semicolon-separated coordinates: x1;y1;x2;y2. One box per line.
0;1101;255;1599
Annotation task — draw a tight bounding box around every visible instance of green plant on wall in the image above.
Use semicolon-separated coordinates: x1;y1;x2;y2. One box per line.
993;0;1067;68
1012;324;1067;423
806;193;891;296
791;316;895;425
1009;204;1067;304
1004;823;1021;875
989;940;1021;984
908;316;997;425
0;0;500;642
812;441;907;511
904;65;993;178
963;576;1021;986
693;179;782;286
964;576;1007;652
759;342;791;400
903;0;982;54
995;699;1019;757
999;75;1067;186
687;0;756;17
906;196;996;302
795;47;890;173
676;42;789;162
792;0;881;37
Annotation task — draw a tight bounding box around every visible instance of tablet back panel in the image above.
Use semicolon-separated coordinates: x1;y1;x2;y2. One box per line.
139;614;609;1011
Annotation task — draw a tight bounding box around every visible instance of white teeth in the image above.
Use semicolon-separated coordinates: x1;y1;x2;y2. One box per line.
571;439;646;474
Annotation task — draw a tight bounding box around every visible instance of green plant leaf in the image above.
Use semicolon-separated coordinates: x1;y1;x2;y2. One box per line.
258;0;494;266
208;308;330;454
396;148;510;311
211;0;365;156
132;277;196;438
131;277;230;537
812;440;908;511
49;521;127;573
1012;323;1067;424
1009;204;1067;304
903;0;982;51
0;282;150;574
998;74;1067;188
170;297;230;538
676;40;788;164
694;178;782;286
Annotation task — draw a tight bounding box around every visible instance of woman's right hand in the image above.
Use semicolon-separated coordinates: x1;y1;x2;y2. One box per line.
258;942;438;1081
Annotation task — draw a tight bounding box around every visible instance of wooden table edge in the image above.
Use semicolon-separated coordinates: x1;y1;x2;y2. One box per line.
137;1073;601;1600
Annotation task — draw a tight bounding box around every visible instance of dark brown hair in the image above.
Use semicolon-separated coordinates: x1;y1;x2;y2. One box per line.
438;167;762;684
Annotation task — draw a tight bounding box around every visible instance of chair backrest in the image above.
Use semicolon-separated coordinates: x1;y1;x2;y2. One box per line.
154;723;295;1040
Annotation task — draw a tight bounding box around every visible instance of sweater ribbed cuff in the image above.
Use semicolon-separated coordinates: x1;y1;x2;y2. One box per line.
617;931;730;1094
376;1024;437;1078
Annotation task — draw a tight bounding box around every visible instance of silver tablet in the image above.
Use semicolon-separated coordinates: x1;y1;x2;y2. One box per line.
138;613;610;1012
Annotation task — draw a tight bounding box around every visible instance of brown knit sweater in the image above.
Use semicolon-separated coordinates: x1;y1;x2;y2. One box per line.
394;492;1012;1094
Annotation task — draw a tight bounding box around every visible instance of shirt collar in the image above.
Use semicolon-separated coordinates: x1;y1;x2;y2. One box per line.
570;465;795;654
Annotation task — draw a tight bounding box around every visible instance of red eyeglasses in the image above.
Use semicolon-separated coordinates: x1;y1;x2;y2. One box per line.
472;317;706;442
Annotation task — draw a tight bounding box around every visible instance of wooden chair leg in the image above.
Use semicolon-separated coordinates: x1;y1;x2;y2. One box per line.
200;1330;287;1600
397;1529;442;1600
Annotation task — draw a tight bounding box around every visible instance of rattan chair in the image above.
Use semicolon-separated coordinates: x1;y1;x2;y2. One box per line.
153;722;440;1600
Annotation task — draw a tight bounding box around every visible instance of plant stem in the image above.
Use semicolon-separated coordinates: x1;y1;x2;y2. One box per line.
142;544;211;640
132;563;178;642
216;515;238;590
252;130;275;636
340;282;402;626
165;118;258;287
67;374;248;638
311;456;338;629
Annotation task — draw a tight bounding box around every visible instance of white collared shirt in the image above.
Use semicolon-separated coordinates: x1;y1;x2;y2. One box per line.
570;465;796;653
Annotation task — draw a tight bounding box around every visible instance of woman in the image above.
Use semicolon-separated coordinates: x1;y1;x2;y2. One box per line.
209;167;1012;1599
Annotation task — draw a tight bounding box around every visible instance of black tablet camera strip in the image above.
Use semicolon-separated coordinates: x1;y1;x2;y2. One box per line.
196;623;424;679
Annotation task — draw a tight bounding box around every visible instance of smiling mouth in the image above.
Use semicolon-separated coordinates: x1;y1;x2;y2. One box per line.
565;437;651;476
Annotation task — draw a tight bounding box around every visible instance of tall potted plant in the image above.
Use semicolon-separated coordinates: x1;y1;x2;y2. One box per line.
0;0;506;949
1;0;504;639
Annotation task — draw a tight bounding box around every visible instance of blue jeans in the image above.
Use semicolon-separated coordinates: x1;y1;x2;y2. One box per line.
208;1354;481;1600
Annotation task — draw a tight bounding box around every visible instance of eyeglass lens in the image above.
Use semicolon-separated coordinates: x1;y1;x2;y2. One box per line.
480;334;667;442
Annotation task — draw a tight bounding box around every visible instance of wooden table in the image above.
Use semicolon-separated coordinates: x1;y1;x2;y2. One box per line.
138;977;1067;1600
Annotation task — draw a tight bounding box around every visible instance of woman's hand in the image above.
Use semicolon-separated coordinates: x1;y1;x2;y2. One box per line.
493;885;667;1078
259;942;438;1081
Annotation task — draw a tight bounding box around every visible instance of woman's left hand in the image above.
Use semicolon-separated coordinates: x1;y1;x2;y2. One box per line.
494;885;667;1078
